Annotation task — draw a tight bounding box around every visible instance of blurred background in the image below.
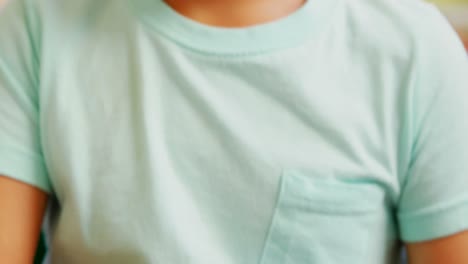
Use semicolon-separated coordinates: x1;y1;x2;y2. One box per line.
430;0;468;50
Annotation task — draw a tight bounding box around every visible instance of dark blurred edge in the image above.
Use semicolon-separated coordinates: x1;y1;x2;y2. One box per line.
34;232;47;264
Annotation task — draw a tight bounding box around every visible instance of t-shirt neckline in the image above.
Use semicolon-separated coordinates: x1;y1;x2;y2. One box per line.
132;0;339;55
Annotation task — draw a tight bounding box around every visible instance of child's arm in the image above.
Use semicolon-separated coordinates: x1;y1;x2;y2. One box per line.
0;176;48;263
396;3;468;263
406;231;468;264
0;1;51;262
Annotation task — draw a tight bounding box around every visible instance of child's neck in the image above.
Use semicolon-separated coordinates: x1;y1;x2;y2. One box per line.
163;0;307;27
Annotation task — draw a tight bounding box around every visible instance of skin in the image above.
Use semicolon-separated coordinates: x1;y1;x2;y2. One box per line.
1;0;467;262
406;231;468;264
163;0;307;27
0;176;48;263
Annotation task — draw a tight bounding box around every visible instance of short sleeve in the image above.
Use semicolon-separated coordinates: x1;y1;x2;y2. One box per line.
0;0;52;193
397;3;468;242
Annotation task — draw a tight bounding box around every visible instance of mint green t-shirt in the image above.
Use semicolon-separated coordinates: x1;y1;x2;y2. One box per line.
1;0;468;263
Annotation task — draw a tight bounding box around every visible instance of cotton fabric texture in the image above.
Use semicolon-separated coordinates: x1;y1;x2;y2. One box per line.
1;0;468;263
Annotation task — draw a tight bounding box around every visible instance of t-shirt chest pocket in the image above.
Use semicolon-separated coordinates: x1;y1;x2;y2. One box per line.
259;168;386;264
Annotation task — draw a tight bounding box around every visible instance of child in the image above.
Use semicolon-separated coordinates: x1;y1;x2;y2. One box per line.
1;0;468;263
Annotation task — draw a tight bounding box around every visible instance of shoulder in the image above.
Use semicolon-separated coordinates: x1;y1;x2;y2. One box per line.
340;0;450;37
0;0;133;30
336;0;459;60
